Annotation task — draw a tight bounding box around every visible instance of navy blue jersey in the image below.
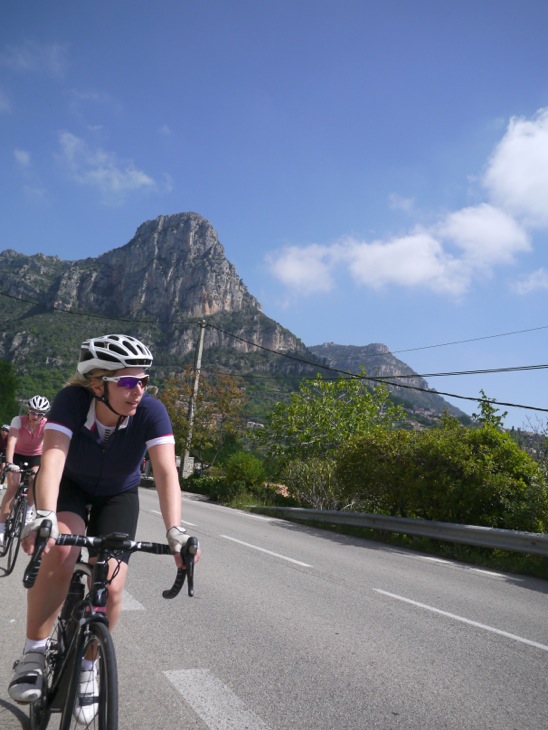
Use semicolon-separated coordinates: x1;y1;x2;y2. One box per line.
45;386;175;496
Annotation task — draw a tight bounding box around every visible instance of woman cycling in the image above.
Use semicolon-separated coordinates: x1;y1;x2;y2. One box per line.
8;334;197;724
0;423;9;485
0;396;50;546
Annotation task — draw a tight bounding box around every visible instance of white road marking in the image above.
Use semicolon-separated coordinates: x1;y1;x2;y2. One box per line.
164;668;271;729
121;589;145;611
151;509;197;527
413;555;506;578
239;512;273;521
220;535;312;567
375;589;548;652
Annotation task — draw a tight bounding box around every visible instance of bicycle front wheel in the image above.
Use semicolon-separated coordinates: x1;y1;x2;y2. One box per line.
60;620;118;730
4;497;26;575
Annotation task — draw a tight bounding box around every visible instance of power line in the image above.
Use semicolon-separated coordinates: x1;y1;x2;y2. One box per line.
206;324;548;414
392;324;548;354
2;289;548;414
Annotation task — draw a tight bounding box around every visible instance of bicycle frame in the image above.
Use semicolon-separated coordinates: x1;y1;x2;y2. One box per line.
0;467;34;570
23;522;198;728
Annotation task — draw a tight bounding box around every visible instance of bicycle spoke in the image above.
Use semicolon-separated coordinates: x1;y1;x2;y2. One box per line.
60;621;118;730
5;500;26;575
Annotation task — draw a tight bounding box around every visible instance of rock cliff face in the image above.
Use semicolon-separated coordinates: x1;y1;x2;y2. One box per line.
0;212;305;366
0;211;464;421
50;213;262;321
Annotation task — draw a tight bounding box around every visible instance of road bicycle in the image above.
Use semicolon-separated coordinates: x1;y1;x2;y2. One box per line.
23;519;198;730
0;464;35;575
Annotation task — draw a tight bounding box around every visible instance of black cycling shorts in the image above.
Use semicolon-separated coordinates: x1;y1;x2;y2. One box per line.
57;476;140;564
13;453;41;469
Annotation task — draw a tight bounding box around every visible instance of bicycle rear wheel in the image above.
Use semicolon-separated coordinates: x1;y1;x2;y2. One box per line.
60;620;118;730
4;497;26;575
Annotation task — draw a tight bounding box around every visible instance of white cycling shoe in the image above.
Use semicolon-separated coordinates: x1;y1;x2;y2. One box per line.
73;666;99;725
8;651;45;703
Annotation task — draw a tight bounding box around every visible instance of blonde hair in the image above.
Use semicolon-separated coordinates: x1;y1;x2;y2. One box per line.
65;368;117;390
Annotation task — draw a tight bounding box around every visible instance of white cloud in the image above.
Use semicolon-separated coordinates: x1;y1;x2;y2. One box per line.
437;204;530;267
14;148;31;168
512;269;548;295
482;108;548;228
0;88;11;114
56;131;155;201
388;194;415;213
0;40;68;79
268;107;548;299
269;204;529;297
345;232;456;291
267;244;343;294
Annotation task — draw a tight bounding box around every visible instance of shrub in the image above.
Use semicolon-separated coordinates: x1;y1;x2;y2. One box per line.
336;424;548;531
282;457;347;510
225;452;265;492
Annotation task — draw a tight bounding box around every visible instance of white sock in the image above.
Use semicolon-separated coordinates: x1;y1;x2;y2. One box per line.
81;658;95;671
24;638;48;655
0;523;5;534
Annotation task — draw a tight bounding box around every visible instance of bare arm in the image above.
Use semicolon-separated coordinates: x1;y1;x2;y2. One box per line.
147;442;182;531
5;429;18;463
34;429;70;511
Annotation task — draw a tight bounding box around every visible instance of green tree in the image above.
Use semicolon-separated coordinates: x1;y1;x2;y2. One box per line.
0;360;19;423
255;371;405;469
158;367;247;467
472;389;508;429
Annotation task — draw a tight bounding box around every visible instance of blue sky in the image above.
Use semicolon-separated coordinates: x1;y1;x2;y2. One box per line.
2;1;548;428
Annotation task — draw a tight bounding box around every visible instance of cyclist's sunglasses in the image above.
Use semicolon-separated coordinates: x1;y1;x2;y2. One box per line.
102;375;150;389
29;410;45;417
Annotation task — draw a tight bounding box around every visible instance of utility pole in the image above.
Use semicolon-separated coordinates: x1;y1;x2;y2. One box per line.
182;320;206;479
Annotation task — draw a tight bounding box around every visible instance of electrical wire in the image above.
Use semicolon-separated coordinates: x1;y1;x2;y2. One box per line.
2;289;548;414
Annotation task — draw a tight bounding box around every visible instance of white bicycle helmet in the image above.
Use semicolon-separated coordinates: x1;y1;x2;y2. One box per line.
77;334;153;375
28;395;50;413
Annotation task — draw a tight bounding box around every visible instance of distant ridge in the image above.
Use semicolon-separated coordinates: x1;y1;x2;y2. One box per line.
308;342;468;423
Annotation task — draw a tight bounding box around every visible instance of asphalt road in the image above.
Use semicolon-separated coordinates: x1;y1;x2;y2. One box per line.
1;487;547;729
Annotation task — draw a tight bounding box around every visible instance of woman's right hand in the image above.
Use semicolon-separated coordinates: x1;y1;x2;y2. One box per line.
21;510;58;554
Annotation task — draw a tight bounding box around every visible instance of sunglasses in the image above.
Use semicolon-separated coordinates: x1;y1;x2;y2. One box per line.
29;410;45;417
102;375;150;389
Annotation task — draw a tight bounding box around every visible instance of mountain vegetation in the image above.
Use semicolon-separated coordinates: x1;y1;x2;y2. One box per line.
0;211;464;426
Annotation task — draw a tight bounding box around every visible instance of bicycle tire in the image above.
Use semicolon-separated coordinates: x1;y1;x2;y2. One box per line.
4;496;26;575
59;620;118;730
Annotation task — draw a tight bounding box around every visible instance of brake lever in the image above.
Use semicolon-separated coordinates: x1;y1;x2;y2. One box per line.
23;519;52;589
162;536;199;599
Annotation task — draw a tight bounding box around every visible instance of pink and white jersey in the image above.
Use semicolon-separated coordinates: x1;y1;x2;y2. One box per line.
10;414;47;456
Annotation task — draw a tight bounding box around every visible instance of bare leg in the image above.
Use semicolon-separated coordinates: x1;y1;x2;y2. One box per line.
0;470;21;522
26;512;84;640
104;560;129;630
27;470;38;510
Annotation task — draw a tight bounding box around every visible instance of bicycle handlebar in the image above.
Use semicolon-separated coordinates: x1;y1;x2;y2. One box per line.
22;521;198;598
22;519;52;588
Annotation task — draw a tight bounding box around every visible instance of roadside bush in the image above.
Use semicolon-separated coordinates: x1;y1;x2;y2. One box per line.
225;452;265;491
336;424;548;531
335;428;416;515
184;474;227;499
282;457;347;510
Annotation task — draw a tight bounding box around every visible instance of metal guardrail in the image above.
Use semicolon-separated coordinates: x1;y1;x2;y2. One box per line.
249;506;548;557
